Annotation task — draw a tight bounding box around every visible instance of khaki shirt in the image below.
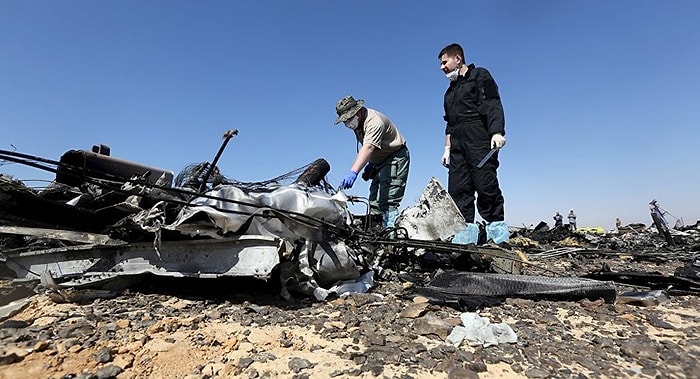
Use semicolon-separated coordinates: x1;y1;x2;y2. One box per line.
354;108;406;164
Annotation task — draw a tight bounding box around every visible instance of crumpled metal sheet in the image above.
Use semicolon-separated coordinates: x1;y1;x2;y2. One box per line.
395;177;466;241
167;184;350;240
155;183;363;296
1;178;365;299
279;239;365;300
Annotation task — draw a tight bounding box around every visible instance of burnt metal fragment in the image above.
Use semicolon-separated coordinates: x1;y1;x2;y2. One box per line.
56;149;174;188
416;271;617;310
584;270;700;295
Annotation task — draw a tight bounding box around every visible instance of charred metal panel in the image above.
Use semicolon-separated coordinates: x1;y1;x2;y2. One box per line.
56;150;174;187
0;176;110;232
0;226;123;245
396;177;466;241
585;271;700;295
1;235;283;283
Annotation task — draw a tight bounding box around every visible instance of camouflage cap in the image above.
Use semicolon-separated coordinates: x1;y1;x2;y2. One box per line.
334;95;365;124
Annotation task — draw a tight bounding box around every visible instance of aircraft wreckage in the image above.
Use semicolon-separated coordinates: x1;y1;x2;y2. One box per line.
1;132;697;307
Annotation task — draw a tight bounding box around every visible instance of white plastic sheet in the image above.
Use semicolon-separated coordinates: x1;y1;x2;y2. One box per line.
445;312;518;348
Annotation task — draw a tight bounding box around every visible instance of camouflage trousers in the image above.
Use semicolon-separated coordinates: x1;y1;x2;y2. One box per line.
369;146;410;215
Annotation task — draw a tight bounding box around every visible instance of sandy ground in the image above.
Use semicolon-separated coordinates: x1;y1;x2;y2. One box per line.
1;283;699;379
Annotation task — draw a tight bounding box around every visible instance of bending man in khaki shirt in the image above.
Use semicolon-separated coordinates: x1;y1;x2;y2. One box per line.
334;95;410;228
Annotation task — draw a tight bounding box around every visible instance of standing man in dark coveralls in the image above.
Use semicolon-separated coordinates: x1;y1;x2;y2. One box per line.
438;43;509;244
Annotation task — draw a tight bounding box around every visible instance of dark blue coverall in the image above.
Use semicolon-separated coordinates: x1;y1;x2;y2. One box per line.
443;63;506;223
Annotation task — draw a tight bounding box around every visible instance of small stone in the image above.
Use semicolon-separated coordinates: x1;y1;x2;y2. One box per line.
95;364;123;379
288;357;313;373
524;367;550;378
94;346;113;363
238;357;254;369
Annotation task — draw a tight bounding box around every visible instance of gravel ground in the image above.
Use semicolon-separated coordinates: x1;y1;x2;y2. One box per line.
1;248;699;379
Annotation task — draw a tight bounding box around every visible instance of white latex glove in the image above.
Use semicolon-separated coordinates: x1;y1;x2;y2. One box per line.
441;146;450;167
491;133;506;150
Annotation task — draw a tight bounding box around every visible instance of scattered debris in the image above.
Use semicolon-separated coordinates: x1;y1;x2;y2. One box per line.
616;289;671;306
2;142;700;306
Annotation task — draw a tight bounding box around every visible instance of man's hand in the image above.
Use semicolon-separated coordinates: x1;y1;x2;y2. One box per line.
491;133;506;150
339;170;358;189
361;163;376;181
441;146;450;168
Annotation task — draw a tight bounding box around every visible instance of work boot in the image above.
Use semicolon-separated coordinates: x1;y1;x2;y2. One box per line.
452;223;480;245
486;221;510;244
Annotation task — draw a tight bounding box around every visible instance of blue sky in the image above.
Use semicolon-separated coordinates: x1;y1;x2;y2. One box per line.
1;1;698;230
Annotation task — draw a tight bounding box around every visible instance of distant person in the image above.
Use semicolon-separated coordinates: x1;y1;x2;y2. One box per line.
568;209;577;231
616;217;622;229
437;42;508;243
334;95;410;228
553;211;563;228
649;199;674;245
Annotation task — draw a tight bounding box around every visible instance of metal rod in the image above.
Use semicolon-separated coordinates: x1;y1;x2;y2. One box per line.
199;129;238;193
476;148;497;168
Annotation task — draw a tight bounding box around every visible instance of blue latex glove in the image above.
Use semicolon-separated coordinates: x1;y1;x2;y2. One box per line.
339;170;358;190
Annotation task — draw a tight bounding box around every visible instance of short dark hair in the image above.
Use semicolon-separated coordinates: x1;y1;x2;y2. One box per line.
438;43;464;61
